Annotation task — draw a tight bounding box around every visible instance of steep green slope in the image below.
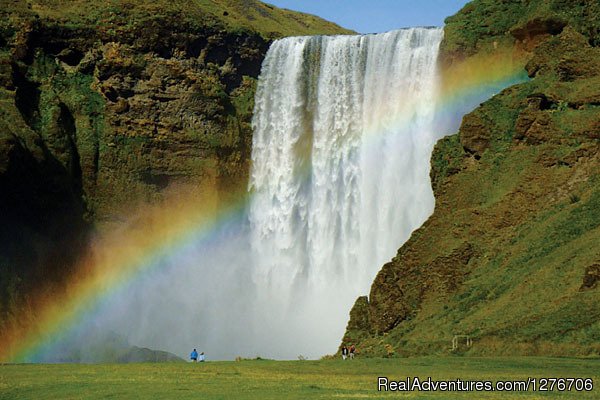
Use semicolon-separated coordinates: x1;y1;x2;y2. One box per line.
7;0;352;40
193;0;354;38
441;0;600;64
342;0;600;357
0;0;350;330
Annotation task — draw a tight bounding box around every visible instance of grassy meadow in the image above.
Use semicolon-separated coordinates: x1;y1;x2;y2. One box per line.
1;357;599;399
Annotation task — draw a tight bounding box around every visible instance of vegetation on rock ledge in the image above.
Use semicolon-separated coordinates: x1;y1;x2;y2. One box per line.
343;0;600;358
0;0;350;337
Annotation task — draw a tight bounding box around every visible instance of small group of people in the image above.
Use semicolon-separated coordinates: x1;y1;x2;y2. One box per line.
190;348;205;362
341;344;356;360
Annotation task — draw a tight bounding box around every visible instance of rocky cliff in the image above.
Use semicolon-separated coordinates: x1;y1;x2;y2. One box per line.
0;0;351;325
342;0;600;357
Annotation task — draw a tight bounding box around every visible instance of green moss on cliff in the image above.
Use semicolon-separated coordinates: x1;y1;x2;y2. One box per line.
443;0;599;56
345;0;600;357
0;0;351;333
1;0;351;222
21;0;352;41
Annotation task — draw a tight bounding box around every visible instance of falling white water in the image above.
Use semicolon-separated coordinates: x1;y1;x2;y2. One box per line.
248;28;443;358
35;28;450;363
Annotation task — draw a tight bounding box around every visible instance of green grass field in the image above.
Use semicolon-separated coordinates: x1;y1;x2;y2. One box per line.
1;357;598;399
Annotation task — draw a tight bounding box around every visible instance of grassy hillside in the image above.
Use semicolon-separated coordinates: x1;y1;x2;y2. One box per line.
1;358;598;399
0;0;351;345
195;0;354;38
441;0;600;64
343;0;600;357
6;0;352;40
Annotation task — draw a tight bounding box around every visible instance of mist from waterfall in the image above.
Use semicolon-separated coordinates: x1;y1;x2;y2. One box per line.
247;28;443;358
35;28;453;362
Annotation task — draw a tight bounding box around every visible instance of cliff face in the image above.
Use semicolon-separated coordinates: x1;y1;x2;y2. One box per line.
0;0;350;322
343;0;600;357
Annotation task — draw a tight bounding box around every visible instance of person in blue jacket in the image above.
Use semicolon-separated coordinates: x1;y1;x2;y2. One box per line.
190;348;198;362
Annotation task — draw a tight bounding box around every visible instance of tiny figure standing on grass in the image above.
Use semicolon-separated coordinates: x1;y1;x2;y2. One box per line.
349;344;356;359
190;349;198;362
341;346;348;360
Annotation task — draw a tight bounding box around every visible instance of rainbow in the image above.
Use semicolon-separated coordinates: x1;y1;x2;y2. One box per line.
1;187;250;362
0;44;528;363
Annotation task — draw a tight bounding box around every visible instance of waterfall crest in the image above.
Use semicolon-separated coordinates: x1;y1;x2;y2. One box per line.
248;28;443;357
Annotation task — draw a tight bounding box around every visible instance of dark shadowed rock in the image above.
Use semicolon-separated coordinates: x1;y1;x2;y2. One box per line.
510;17;567;51
459;112;491;157
368;243;474;334
580;264;600;291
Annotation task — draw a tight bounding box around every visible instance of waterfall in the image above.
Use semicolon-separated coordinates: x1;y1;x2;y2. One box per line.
38;28;447;362
248;28;443;358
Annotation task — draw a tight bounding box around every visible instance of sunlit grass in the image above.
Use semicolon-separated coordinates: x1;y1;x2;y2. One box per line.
1;357;599;399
